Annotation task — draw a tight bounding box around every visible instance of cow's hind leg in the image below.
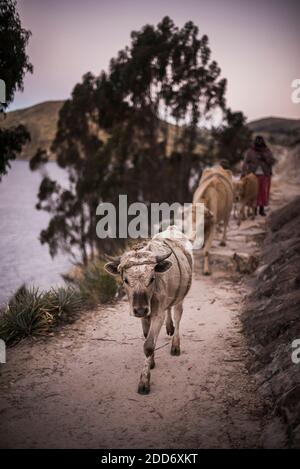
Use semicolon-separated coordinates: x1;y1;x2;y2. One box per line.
166;308;174;336
238;202;245;226
233;203;238;219
220;214;230;246
138;313;164;394
203;224;216;275
171;302;183;356
250;200;256;220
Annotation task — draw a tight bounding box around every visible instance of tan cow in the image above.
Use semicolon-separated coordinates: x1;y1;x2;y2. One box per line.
105;225;193;395
192;166;233;275
234;173;259;225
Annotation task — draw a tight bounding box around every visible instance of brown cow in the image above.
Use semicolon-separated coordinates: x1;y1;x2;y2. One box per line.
234;173;259;225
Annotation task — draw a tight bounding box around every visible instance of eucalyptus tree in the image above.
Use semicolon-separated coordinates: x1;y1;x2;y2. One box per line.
33;17;243;263
0;0;32;178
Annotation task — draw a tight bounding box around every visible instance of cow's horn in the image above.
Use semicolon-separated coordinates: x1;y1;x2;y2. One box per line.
156;250;172;263
104;254;121;264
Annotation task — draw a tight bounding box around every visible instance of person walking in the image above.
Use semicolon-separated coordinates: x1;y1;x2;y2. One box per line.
242;136;275;216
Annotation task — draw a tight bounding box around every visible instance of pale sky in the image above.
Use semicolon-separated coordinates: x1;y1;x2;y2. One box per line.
10;0;300;122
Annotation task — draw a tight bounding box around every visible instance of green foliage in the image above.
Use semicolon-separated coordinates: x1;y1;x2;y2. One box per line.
0;0;33;108
0;285;83;345
33;17;229;263
213;109;252;169
29;148;48;171
78;260;118;306
0;273;117;345
45;286;83;323
0;0;33;177
0;287;52;344
0;123;30;179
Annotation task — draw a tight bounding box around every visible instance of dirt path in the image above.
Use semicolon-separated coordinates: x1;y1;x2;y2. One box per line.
0;276;265;449
0;230;268;449
0;146;298;449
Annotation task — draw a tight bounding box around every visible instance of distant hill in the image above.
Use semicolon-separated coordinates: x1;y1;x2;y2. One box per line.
0;100;207;161
1;100;300;161
0;100;64;160
248;116;300;145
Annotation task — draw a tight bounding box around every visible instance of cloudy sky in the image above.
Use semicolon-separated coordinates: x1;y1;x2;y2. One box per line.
10;0;300;121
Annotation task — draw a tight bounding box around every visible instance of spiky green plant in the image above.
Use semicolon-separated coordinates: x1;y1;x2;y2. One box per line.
78;260;117;306
46;286;83;323
0;287;52;344
0;285;84;345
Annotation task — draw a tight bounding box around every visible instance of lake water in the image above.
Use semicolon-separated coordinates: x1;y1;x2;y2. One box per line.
0;160;71;305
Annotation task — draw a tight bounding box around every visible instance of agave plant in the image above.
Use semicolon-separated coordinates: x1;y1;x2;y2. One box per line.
46;286;83;323
0;286;52;344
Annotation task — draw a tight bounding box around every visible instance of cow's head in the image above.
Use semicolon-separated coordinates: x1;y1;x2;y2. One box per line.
104;249;172;318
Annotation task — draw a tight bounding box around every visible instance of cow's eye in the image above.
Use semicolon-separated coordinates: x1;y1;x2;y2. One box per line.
124;278;129;285
149;277;155;284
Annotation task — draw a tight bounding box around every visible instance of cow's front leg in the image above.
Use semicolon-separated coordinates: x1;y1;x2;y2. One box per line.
141;316;150;338
171;302;183;356
138;313;164;395
141;316;155;369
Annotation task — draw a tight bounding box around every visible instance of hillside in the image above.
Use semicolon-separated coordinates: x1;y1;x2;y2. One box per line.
1;100;300;161
0;100;64;160
0;100;207;160
242;196;300;447
248;116;300;145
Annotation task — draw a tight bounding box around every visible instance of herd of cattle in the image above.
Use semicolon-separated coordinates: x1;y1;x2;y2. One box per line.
105;165;259;394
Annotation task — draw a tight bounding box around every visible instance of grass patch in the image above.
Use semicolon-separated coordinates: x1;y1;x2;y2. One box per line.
0;285;83;345
0;287;52;345
0;259;118;346
77;260;118;306
45;286;83;323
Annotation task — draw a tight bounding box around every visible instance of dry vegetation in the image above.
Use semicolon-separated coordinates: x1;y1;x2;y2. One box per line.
0;260;117;345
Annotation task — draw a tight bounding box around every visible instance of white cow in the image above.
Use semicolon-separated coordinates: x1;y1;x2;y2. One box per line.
105;226;193;394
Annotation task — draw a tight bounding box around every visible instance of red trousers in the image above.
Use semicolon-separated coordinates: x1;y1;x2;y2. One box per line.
256;175;271;207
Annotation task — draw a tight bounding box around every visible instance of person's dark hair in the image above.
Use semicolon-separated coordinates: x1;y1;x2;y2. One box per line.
254;135;267;150
219;159;230;170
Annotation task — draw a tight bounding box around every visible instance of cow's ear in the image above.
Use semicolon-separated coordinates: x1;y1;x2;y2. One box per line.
104;262;120;276
155;260;172;273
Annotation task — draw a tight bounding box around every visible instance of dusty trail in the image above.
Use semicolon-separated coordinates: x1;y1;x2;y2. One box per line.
0;276;265;448
0;229;266;449
0;146;298;449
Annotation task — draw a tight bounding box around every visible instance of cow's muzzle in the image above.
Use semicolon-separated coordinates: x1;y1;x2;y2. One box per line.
133;307;149;318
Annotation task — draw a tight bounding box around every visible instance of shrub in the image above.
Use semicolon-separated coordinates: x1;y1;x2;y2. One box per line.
0;285;83;345
78;260;118;306
0;287;52;344
46;286;83;323
0;262;117;345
